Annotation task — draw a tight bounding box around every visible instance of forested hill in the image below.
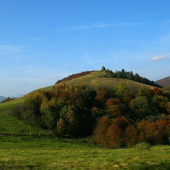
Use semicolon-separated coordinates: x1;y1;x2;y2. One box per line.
155;76;170;87
2;68;170;149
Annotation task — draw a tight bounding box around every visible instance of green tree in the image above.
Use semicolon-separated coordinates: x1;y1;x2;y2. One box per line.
116;83;130;99
101;66;106;71
130;96;151;120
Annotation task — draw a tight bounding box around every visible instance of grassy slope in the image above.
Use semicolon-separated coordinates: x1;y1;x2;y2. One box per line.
1;70;170;169
62;71;155;90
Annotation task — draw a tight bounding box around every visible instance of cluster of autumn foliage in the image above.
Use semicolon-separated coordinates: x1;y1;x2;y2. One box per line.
55;71;94;84
9;81;170;148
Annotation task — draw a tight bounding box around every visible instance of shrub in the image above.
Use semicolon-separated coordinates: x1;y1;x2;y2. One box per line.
135;142;151;150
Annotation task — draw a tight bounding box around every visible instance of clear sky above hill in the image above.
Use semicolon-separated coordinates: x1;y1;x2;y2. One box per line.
0;0;170;96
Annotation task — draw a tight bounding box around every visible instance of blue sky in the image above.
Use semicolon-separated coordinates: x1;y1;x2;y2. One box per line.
0;0;170;96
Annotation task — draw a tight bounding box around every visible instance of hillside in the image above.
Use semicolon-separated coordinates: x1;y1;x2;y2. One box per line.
0;70;159;135
155;76;170;87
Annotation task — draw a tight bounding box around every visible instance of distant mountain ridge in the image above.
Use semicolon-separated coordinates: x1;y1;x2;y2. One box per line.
0;94;23;103
0;96;7;102
155;76;170;87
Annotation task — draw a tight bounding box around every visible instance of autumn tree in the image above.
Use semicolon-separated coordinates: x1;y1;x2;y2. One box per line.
107;117;130;148
137;120;155;144
95;89;108;107
124;124;138;147
106;98;122;117
93;116;110;147
153;87;162;95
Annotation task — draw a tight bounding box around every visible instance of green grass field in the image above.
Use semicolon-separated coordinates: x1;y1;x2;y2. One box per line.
0;135;170;169
0;71;170;169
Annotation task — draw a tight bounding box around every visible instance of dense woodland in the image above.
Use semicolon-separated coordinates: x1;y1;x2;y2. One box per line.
8;74;170;148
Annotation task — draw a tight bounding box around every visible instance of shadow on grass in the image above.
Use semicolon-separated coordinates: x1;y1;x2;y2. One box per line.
129;163;170;170
0;162;170;170
0;163;40;170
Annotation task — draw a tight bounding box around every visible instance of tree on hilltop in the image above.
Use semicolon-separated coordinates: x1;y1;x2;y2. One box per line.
101;66;106;71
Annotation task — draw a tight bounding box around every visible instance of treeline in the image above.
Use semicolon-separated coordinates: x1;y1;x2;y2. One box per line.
105;68;161;87
8;83;170;148
55;71;94;84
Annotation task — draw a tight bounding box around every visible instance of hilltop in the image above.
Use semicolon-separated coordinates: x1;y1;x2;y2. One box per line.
53;69;160;91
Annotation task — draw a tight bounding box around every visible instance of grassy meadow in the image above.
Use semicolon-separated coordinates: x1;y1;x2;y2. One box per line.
0;71;170;169
1;135;170;169
63;71;155;91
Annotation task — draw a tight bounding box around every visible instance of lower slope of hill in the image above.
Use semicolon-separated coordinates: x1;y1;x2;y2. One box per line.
0;97;47;135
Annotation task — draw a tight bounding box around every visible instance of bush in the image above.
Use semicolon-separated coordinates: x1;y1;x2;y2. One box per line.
7;104;27;119
135;142;151;150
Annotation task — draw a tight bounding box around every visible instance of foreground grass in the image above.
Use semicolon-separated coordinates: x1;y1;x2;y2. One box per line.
0;135;170;170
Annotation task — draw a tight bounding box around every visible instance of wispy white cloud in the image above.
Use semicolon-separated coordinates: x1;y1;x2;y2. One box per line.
0;45;23;52
57;22;139;31
150;55;167;61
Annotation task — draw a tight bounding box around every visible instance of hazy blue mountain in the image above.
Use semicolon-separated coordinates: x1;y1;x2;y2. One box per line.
0;96;7;102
